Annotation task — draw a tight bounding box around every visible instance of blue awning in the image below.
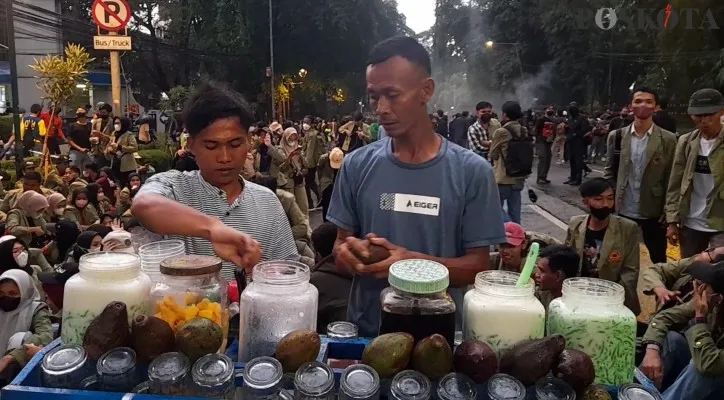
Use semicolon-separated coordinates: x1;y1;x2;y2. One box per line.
87;71;127;87
0;61;9;84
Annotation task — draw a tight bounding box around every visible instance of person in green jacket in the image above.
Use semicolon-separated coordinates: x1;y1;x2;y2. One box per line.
640;261;724;398
0;270;53;385
64;187;100;230
5;191;49;248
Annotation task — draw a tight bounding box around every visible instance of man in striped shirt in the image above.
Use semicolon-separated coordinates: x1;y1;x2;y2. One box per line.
133;84;298;279
467;101;500;159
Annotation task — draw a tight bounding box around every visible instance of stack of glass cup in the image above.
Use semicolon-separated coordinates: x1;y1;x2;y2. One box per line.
138;240;186;283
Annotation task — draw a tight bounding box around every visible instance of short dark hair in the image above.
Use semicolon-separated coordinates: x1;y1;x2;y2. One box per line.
502;101;523;120
30;104;42;114
23;171;42;183
100;103;113;113
312;222;338;258
461;111;470;117
539;245;580;280
579;177;614;198
476;101;493;111
68;165;82;175
367;36;432;76
352;111;363;122
183;83;254;138
631;87;658;104
84;163;99;173
436;110;444;117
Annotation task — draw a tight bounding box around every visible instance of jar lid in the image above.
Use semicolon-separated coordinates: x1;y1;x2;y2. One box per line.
192;354;234;387
618;383;662;400
534;376;575;400
388;259;449;294
42;344;87;375
148;352;189;383
487;374;525;400
160;255;222;276
243;356;283;390
340;364;380;398
436;373;478;400
97;347;136;375
390;370;432;400
327;321;358;338
294;361;335;396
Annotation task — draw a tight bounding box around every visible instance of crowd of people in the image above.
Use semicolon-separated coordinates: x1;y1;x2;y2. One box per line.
0;35;723;398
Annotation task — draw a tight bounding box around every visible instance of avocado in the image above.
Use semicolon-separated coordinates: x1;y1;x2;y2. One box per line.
130;315;175;363
500;335;566;385
275;329;321;373
453;339;498;384
83;301;130;359
175;317;223;362
362;332;414;378
410;334;453;380
352;242;391;265
554;349;595;396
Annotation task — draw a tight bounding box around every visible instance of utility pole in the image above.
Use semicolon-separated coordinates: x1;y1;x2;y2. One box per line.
109;31;121;113
4;0;24;179
268;0;275;121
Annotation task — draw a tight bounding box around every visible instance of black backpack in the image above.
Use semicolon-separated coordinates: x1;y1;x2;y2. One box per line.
503;125;534;177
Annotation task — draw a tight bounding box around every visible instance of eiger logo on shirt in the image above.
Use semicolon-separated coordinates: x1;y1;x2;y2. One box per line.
379;193;440;216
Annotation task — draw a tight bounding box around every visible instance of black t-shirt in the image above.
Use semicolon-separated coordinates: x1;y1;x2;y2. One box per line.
582;227;606;278
68;122;92;149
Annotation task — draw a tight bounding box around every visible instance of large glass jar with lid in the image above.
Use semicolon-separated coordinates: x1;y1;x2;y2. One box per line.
547;278;637;386
463;270;545;354
151;255;228;350
61;252;151;345
379;260;456;348
238;260;318;362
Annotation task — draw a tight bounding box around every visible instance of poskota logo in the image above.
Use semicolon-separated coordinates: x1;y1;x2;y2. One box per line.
589;5;721;30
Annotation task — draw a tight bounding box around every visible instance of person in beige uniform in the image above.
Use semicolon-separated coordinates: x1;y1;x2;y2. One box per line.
317;147;344;222
604;87;677;264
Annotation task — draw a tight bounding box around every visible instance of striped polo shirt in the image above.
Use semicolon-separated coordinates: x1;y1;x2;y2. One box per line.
137;169;299;282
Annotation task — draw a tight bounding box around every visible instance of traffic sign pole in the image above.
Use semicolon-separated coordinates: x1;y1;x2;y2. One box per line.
90;0;131;115
109;31;121;113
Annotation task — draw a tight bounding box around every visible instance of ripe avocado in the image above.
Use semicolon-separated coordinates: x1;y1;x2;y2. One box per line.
554;349;595;396
174;317;223;362
352;242;391;265
453;339;498;383
500;335;566;385
275;329;321;373
362;332;414;379
130;315;175;363
83;301;130;359
411;334;453;380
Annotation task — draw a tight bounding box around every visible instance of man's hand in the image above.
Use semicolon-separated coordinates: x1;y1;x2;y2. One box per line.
23;343;43;358
653;287;681;305
0;355;15;374
482;140;492;147
334;235;373;273
693;281;710;318
176;149;187;158
641;348;664;388
208;221;261;273
666;223;679;246
365;236;414;279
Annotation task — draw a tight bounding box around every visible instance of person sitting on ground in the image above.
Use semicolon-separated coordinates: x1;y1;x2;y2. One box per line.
0;172;54;214
116;172;142;216
490;222;563;273
309;222;352;332
85;183;106;214
44;193;67;224
43;157;68;196
63;188;99;230
533;245;581;310
642;244;724;311
6;191;49;249
86;223;113;239
101;230;134;253
99;214;115;228
640;260;724;399
63;166;88;198
0;270;53;386
38;260;79;316
68;231;103;264
45;220;81;265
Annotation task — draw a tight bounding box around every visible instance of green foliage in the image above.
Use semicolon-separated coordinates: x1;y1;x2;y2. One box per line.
0;115;13;142
138;149;172;172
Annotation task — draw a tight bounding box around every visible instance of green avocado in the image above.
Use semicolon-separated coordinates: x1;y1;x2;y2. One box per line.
174;317;223;363
362;332;414;379
275;329;321;373
411;334;453;380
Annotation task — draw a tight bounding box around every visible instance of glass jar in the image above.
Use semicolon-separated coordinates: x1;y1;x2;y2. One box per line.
339;364;380;400
327;321;358;339
534;376;575;400
618;384;661;400
242;356;284;400
380;260;456;348
41;344;90;389
547;278;637;386
239;261;318;362
389;370;431;400
132;352;191;396
80;347;139;392
463;270;545;354
436;373;477;400
61;252;151;345
486;374;525;400
192;354;236;399
294;362;335;400
151;255;229;350
139;239;186;283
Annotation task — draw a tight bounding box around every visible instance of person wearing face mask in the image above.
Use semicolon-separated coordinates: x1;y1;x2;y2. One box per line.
116;173;142;216
0;270;53;385
106;117;139;187
68;231;102;263
563;102;592;186
67;108;93;169
6;191;49;248
533;105;557;184
0;238;34;277
301;116;325;209
279;127;309;216
604;87;677;265
337;112;370;154
44;193;67;224
64;188;100;230
63;166;88;198
566;178;642;315
91;103;114;168
468;101;501;160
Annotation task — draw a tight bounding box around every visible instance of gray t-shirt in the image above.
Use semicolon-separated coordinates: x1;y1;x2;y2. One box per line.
327;136;507;337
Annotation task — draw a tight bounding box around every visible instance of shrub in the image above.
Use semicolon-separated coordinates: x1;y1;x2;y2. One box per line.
138;149;172;172
0;115;14;142
0;157;42;171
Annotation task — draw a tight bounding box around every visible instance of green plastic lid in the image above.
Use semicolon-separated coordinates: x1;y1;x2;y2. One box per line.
388;259;449;294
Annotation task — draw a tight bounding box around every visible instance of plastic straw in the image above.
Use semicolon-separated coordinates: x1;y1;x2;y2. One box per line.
516;242;540;287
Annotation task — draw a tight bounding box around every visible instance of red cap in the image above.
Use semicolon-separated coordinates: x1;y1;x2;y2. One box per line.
228;281;239;303
504;222;526;247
